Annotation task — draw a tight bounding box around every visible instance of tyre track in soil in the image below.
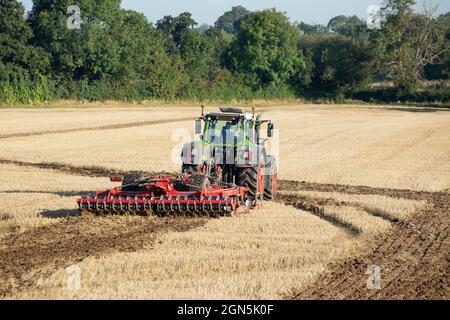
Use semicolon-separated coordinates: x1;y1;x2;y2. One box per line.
0;117;195;140
278;192;406;223
276;193;362;236
277;182;450;300
0;159;176;178
0;215;207;298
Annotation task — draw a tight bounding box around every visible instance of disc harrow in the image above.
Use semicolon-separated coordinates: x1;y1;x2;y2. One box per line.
77;175;250;217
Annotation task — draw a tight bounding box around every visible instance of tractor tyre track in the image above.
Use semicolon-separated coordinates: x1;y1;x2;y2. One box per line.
277;192;401;223
0;215;207;298
278;180;436;201
276;193;361;236
0;159;176;178
289;193;450;300
0;117;195;140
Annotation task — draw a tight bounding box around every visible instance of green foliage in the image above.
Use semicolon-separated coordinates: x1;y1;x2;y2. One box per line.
0;0;51;103
297;22;329;35
28;0;124;80
351;82;450;104
214;6;251;34
327;15;368;39
371;0;447;90
0;0;448;105
425;12;450;79
298;34;373;90
224;9;302;87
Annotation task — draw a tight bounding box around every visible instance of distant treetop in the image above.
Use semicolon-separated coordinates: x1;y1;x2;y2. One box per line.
214;6;251;34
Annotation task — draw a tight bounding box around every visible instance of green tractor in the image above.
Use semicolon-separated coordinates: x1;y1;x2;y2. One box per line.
182;107;277;206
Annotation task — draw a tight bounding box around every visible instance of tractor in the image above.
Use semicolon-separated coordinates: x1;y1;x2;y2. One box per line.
181;106;277;206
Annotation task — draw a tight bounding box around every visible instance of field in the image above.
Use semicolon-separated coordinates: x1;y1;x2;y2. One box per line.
0;104;449;300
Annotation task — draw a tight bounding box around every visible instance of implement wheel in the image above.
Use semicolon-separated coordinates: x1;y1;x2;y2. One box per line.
122;172;146;192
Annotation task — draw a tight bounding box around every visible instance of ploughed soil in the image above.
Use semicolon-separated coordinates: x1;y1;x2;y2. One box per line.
0;215;206;297
278;180;450;300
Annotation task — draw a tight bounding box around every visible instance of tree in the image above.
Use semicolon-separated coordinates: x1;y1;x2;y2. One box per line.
215;6;250;34
157;12;197;47
114;10;187;98
299;34;373;90
224;9;303;87
425;12;450;79
327;15;368;39
0;0;50;103
297;22;328;35
0;0;49;78
157;13;216;89
28;0;124;81
372;0;448;89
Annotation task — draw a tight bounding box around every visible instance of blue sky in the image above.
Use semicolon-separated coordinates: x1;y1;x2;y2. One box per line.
19;0;450;25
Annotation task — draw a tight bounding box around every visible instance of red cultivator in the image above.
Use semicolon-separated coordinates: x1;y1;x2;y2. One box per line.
77;174;250;217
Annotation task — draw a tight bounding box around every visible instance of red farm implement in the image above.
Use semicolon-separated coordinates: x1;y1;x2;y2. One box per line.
77;174;250;216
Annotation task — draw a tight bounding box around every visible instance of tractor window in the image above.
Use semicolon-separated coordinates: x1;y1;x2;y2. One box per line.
205;119;244;144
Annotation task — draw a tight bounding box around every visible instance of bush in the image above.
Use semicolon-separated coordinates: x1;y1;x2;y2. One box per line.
351;83;450;104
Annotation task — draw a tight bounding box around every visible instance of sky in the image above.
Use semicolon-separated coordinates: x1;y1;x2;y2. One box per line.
19;0;450;25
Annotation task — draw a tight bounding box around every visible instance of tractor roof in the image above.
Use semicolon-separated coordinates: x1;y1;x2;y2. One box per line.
204;107;253;121
219;107;243;114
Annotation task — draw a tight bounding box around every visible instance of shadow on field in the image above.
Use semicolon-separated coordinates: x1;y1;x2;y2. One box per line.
0;190;91;197
40;209;80;219
386;107;450;113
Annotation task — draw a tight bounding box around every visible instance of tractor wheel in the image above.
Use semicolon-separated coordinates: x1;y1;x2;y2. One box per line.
264;157;277;201
122;172;146;192
236;166;259;206
263;175;277;200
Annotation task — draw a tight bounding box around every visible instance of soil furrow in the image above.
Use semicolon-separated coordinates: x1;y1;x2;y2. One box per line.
0;117;195;140
276;193;361;236
278;180;436;201
0;215;207;297
290;193;450;300
277;192;401;223
0;159;176;178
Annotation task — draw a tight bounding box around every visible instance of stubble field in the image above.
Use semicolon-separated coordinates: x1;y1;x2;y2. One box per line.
0;104;449;300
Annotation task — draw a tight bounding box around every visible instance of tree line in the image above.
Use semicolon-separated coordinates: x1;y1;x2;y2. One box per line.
0;0;449;104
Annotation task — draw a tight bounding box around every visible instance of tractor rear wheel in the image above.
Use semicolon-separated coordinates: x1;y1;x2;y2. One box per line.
236;166;259;206
264;157;277;200
263;175;276;200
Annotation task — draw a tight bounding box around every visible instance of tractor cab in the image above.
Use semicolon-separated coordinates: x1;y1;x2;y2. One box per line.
195;107;274;146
